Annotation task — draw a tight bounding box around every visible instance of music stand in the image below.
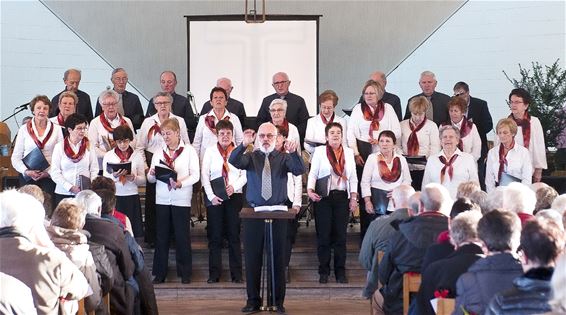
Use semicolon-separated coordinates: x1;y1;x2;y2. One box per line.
240;208;295;312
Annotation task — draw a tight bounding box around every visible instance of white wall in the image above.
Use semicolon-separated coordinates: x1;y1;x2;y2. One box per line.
387;0;565;140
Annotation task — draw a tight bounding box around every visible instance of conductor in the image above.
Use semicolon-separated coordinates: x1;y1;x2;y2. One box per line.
229;122;305;313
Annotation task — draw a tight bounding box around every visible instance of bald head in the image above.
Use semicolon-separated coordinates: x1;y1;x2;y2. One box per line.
370;71;387;88
392;184;416;210
216;77;233;97
421;183;452;215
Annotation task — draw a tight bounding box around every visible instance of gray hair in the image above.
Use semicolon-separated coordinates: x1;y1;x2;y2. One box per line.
486;186;506;214
111;67;126;78
217;77;232;87
439;125;461;141
457;181;481;199
408;192;421;215
391;184;415;209
420;70;436;81
75;190;102;216
63;68;81;81
551;194;566;215
0;190;44;232
450;210;482;246
535;209;564;230
269;98;288;112
503;182;537;215
272;71;289;82
153;91;173;104
98;89;120;105
470;190;489;214
421;183;453;215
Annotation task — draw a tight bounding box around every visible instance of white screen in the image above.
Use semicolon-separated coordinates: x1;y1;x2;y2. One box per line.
189;19;318;118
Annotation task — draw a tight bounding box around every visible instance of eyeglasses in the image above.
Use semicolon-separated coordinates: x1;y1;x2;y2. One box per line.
102;102;117;107
154;101;171;106
270;108;285;113
258;134;275;139
272;80;289;86
509;100;524;105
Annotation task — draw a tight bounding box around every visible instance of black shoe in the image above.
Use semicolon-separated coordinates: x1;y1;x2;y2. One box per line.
152;277;165;284
181;277;191;284
319;274;328;284
241;304;260;313
276;305;286;314
232;278;243;283
336;276;348;283
207;278;219;284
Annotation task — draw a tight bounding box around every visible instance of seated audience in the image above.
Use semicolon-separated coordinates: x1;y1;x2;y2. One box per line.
91;176;133;235
549;254;566;313
486;219;565;314
503;182;537;225
454;209;523;315
469;189;489;214
533;184;558;214
456;181;481;199
551;194;566;215
485;186;507;214
535;209;565;230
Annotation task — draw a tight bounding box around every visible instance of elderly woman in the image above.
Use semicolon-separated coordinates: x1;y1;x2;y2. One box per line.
443;96;481;161
102;125;146;237
304;90;348;155
11;95;64;203
49;91;77;130
49;113;99;205
193;87;243;160
361;130;411;221
400;96;440;190
0;190;89;314
137;91;190;245
422;125;478;199
201;120;246;284
88;89;136;171
486;118;532;193
47;199;101;313
502;88;547;182
147;118;199;284
308;122;358;284
256;98;302;154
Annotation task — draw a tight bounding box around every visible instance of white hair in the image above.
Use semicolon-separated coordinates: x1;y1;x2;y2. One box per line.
421;183;453;216
420;70;436;81
269;98;287;112
392;185;416;209
503;182;537;215
551;194;566;215
535;209;565;230
98;89;120;105
486;186;507;213
75;190;102;216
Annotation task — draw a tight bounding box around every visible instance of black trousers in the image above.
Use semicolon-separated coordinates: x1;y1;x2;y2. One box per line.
206;193;243;280
478;158;487;191
152;204;192;279
243;218;288;307
356;164;375;243
116;194;144;238
144;182;156;244
409;169;425;191
314;190;349;277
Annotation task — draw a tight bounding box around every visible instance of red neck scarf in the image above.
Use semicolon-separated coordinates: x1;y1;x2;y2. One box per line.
100;113;127;134
27;120;54;150
217;142;235;182
205;111;230;133
498;140;515;183
320;113;335;125
326;145;347;184
362;101;385;139
439;153;458;183
162;145;184;169
57;113;65;126
64;137;89;163
275;119;290;137
114;146;133;184
378;153;401;183
509;112;531;149
148;121;161;142
407;118;427;156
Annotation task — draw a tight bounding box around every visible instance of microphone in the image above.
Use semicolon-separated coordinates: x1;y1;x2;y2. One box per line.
186;91;199;117
15;102;30;110
186;91;194;99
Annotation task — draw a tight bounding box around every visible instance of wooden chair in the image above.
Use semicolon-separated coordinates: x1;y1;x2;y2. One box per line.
369;251;386;313
77;298;94;315
436;298;456;315
103;293;110;313
402;273;421;315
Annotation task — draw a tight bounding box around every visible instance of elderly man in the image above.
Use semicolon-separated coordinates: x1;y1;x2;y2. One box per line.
200;77;247;129
358;71;402;120
229;122;305;314
255;99;301;154
374;183;450;315
256;72;310;142
51;68;93;121
146;70;196;140
404;71;450;125
94;68;144;130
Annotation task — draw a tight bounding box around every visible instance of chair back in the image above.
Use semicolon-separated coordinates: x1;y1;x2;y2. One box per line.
402;272;421;315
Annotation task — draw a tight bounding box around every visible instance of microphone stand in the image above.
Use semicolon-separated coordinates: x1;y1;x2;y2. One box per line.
2;106;28;123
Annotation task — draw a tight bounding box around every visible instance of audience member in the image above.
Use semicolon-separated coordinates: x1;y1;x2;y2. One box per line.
404;71;450;125
0;272;38;314
551;194;566;215
50;68;93;121
469;190;489;214
485;186;506;214
534;184;558;214
535;209;565;230
503;182;537;225
549;254;566;313
456;181;481;199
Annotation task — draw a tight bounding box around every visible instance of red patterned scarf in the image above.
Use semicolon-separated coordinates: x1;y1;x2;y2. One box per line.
362;100;385;139
57;113;65;126
274;119;290;137
378;154;401;183
162;146;184;169
100;113;128;133
439;153;458;184
205;112;230;133
217;142;235;182
509;112;531;149
407;118;427;156
27;120;54;150
498;140;515;183
64;137;89;163
320;113;335;125
326;144;347;184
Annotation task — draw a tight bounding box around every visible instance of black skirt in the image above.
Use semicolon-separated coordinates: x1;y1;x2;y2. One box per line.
116;194;144;238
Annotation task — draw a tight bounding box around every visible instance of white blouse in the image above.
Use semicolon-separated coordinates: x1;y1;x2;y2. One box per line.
452;120;482;161
307;145;358;195
287;173;303;208
201;145;247;202
102;148;146;196
493;116;547;170
11;119;64;174
88;114;136;169
136;113;190;155
346;103;401;156
147;141;200;207
399;119;440;170
49;139;99;195
422;149;478;199
485;144;533;193
360;152;412;198
304;114;348;154
193;110;243;160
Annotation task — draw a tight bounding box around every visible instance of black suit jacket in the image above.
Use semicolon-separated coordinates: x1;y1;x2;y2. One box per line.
256;92;310;141
95;90;144;130
404;91;450;125
200;97;247;129
467;96;493;160
358;91;402;121
51;88;93;121
146;92;196;141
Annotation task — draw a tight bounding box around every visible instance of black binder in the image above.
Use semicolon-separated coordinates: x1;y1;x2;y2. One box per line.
22;147;49;171
144;150;153;167
79;175;91;191
210;176;229;201
155;165;177;184
499;172;521;187
356;139;373;160
403;155;428;165
304;139;326;147
370;187;390;215
315;175;331;198
106;161;132;174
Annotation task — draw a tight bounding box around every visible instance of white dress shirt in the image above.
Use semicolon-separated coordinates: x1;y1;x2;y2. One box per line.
493;116;547;170
102;148;146;196
452;120;482;161
399;119;440;170
49;139;99;195
147;141;200;207
422;149;479;199
88;114;136;169
360;152;412;198
307;145;358;195
485;143;533;193
11;119;64;174
201;144;247;202
193;109;243;160
287;173;303;208
304;114;348;154
347;103;401;156
136;113;190;155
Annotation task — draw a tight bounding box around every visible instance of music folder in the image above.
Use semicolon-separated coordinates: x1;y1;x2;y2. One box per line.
370;187;390;215
79;175;91;191
22;147;49;171
499;172;521;186
210;176;229;201
315;175;331;198
356;139;373;160
403;155;428;165
155;165;177;183
106;161;132;174
304;139;326;147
